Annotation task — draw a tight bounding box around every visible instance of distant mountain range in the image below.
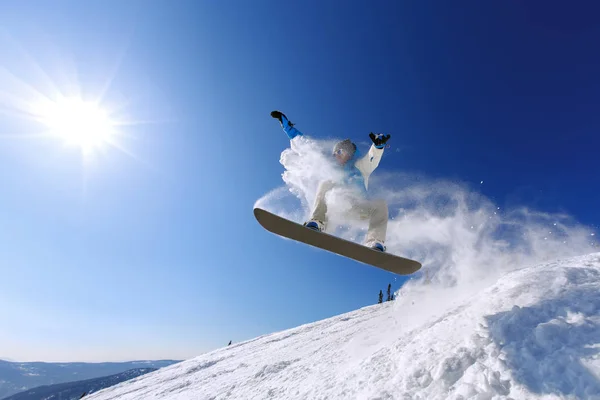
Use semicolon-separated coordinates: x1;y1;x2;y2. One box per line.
2;368;158;400
0;359;180;399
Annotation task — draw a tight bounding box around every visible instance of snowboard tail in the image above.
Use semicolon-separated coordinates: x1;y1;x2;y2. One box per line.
254;208;422;275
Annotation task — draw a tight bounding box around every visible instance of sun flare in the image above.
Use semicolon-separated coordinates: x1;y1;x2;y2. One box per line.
36;97;116;152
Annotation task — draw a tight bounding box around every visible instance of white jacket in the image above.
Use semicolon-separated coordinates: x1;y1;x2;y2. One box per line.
346;144;385;192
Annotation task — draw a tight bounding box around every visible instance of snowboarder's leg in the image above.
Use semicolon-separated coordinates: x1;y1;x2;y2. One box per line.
350;198;388;251
365;199;388;247
305;180;335;231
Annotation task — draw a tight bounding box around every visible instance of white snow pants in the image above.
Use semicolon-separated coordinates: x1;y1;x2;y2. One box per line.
309;180;388;244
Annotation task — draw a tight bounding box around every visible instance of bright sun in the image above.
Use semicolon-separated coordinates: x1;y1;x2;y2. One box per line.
37;96;116;153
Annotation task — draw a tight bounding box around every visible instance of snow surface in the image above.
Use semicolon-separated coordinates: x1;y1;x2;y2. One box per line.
87;252;600;400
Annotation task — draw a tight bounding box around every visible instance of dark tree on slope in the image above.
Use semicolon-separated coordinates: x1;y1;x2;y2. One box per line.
386;283;392;301
378;290;383;304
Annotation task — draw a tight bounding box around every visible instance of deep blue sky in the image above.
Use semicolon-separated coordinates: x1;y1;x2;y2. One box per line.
0;0;598;361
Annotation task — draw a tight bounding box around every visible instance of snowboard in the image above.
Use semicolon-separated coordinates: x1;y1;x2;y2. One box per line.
254;208;422;275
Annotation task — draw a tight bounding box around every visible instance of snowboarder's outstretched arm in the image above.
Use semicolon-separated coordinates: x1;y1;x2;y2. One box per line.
271;110;304;140
354;133;390;179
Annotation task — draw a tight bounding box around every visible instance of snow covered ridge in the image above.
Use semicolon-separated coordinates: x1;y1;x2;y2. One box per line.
2;368;157;400
0;360;179;399
87;253;600;400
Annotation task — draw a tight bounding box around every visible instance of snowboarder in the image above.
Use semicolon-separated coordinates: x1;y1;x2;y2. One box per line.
271;110;391;252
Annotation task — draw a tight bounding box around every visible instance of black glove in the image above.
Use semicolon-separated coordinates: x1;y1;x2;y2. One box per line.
369;132;391;149
271;110;294;127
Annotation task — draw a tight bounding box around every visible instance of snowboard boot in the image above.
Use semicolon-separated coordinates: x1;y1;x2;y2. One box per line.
304;219;324;232
365;240;386;252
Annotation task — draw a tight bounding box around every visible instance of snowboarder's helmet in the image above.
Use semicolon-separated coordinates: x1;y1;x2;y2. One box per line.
332;139;357;157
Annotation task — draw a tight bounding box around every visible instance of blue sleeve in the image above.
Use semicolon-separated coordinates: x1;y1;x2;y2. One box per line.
281;114;303;140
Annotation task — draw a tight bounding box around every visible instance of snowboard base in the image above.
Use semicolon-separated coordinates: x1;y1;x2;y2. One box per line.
254;208;422;275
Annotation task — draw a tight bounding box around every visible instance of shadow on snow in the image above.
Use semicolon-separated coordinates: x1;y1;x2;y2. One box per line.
486;267;600;398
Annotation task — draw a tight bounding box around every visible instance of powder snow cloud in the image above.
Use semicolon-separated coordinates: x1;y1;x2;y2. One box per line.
255;136;598;289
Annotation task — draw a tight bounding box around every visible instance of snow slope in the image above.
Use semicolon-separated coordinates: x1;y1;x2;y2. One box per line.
86;253;600;400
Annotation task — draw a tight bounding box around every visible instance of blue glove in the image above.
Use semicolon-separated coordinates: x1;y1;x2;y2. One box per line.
369;132;391;149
